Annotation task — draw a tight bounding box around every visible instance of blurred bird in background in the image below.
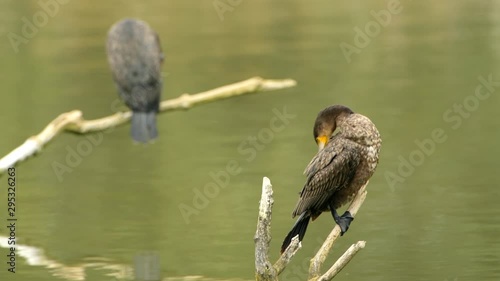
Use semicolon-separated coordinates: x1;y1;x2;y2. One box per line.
106;18;164;143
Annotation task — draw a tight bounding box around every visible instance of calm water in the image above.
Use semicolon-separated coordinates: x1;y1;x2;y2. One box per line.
1;1;499;280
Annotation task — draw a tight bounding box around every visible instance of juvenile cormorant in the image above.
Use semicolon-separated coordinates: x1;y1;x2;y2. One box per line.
106;18;164;143
281;105;381;254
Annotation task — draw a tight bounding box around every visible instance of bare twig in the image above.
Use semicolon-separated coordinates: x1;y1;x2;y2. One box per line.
273;236;301;275
0;77;296;174
318;241;366;281
308;182;369;280
254;177;278;281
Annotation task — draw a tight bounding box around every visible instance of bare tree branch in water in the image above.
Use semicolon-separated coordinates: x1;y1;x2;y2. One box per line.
309;183;368;280
254;177;368;281
254;177;278;281
0;77;296;174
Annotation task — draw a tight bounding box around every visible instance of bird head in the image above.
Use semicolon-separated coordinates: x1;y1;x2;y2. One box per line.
313;105;354;151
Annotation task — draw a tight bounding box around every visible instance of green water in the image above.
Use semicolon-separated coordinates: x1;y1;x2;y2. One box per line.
0;1;499;280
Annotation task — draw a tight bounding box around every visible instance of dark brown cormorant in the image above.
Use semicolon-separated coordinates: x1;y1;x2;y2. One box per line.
281;105;381;254
106;18;164;143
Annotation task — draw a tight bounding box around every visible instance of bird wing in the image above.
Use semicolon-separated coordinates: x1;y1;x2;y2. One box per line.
292;138;361;217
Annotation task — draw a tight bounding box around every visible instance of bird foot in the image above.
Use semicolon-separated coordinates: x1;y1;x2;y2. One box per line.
336;211;354;236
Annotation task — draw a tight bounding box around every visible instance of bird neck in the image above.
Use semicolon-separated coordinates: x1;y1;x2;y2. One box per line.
337;114;381;147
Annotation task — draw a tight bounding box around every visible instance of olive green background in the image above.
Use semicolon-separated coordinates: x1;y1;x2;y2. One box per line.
0;0;499;280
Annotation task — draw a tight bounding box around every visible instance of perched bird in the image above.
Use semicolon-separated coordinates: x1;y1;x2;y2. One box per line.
281;105;381;254
106;18;164;143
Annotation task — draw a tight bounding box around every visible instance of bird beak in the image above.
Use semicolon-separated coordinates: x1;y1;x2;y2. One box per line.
316;135;328;151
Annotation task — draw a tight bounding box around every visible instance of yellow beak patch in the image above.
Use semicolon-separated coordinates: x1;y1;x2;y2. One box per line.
316;135;329;150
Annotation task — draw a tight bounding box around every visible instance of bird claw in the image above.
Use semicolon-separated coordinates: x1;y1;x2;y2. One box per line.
337;211;354;236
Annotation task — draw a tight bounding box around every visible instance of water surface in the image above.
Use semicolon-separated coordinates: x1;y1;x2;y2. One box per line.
0;1;499;280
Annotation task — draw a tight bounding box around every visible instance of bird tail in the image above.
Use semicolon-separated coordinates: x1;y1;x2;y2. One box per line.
281;212;310;254
130;111;158;143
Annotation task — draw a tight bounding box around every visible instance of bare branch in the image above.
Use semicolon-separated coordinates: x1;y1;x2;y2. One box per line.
0;77;296;174
318;241;366;281
309;182;369;279
254;177;278;281
253;178;369;281
0;110;83;173
65;77;296;134
273;235;301;275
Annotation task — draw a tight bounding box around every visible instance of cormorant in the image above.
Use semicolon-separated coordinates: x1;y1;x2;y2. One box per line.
281;105;381;254
106;18;164;143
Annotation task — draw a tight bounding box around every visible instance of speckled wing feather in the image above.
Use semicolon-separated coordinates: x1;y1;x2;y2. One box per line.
292;136;361;218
